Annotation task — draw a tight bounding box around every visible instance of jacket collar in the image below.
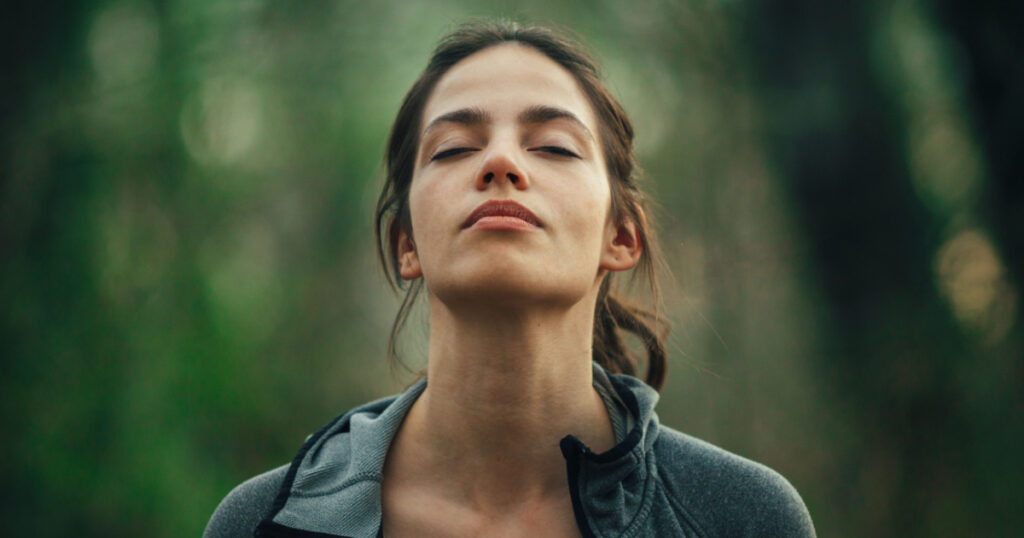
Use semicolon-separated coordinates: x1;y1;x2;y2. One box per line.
258;364;661;538
560;372;662;537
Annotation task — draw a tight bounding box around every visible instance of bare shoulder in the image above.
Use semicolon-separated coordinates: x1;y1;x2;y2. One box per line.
203;464;288;538
654;427;816;537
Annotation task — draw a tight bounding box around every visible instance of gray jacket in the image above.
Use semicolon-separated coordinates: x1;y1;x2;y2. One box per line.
205;367;816;537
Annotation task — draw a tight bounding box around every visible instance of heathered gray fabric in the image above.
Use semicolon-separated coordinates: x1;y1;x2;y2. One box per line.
204;364;816;537
204;465;286;538
592;364;633;443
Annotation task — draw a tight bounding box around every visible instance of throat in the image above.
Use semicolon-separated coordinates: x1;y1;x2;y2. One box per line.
383;368;619;513
381;292;620;518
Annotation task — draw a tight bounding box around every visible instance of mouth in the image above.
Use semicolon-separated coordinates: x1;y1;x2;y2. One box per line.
462;199;542;229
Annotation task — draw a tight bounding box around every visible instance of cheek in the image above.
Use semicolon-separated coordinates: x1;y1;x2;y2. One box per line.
555;197;611;271
406;178;447;267
407;170;439;228
567;179;612;236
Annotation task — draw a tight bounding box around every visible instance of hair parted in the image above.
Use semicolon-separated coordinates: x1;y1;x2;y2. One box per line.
374;19;669;391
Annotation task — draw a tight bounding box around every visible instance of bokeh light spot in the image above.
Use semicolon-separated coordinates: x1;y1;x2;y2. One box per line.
88;2;160;89
934;229;1018;343
180;77;265;167
908;112;983;216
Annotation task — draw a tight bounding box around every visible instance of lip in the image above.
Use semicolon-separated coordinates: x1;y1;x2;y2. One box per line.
462;200;542;229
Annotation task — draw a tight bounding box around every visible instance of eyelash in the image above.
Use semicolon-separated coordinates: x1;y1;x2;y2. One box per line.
535;146;579;158
430;147;476;161
429;145;580;161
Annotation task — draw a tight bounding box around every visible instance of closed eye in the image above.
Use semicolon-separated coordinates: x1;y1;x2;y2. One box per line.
431;147;477;161
534;146;580;158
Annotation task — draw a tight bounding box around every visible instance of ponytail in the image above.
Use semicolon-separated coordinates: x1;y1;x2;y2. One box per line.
593;278;669;391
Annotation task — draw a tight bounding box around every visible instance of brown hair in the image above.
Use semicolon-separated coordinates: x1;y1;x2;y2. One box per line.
374;20;669;391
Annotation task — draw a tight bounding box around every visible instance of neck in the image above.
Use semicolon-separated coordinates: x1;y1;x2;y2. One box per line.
388;295;616;510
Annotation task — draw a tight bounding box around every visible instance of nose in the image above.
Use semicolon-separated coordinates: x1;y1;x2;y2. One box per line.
475;140;529;191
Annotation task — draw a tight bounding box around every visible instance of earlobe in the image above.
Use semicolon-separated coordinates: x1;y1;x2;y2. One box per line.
395;226;422;280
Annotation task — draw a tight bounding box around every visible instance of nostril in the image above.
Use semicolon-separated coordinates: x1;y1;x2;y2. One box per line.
483;172;494;183
509;173;518;184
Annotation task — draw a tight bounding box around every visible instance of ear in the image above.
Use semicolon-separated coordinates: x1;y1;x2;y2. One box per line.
599;208;644;272
393;222;422;280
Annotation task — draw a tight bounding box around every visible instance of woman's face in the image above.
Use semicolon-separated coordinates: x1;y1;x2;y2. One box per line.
397;43;636;310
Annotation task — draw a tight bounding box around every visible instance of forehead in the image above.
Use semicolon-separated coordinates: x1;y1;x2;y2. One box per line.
421;43;597;132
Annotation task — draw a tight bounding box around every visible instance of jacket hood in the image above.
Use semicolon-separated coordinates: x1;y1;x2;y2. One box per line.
256;364;662;538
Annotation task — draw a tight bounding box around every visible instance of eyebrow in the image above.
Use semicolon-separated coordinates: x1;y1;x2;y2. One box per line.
423;107;490;136
422;105;594;141
517;105;594;141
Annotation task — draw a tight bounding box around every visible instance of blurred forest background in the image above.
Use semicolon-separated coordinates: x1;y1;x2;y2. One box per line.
2;0;1022;536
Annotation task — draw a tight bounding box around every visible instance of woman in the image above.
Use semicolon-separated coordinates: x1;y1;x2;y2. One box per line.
205;20;816;538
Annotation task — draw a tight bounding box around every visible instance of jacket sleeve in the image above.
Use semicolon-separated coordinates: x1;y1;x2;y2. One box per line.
654;429;817;537
733;464;817;538
203;464;288;538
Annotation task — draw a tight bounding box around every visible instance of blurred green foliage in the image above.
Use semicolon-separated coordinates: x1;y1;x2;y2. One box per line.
2;1;1022;536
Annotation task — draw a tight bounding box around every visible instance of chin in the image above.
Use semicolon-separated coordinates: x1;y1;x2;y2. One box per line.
427;268;593;312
